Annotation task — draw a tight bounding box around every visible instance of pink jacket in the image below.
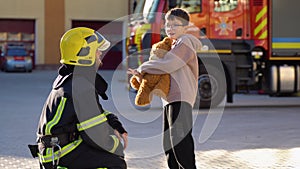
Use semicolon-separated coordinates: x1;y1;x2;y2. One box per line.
137;34;202;106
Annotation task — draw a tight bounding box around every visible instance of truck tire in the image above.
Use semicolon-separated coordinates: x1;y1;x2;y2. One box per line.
195;64;226;108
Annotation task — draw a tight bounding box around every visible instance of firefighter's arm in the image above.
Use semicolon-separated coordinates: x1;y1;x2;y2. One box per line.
95;73;109;100
77;119;115;152
104;111;128;149
73;76;121;153
104;111;127;134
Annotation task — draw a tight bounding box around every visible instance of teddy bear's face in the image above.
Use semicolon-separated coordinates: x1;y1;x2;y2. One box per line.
150;37;173;60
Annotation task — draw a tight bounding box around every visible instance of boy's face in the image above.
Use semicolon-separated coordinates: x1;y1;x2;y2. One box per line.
165;18;187;40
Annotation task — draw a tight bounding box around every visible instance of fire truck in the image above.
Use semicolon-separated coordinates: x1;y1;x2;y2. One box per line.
126;0;300;108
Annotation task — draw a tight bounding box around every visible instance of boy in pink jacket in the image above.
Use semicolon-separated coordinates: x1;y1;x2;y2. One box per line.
128;8;202;169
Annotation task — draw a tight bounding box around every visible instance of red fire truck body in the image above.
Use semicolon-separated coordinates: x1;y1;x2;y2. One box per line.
127;0;300;108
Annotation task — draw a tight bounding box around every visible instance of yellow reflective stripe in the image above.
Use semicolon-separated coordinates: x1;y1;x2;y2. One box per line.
272;43;300;49
197;49;232;54
134;24;151;51
254;18;267;36
255;6;267;22
38;138;83;163
109;135;120;153
77;114;107;131
259;30;268;39
103;110;111;116
57;166;68;169
255;7;268;38
46;148;51;155
269;57;300;61
45;97;67;135
138;57;142;66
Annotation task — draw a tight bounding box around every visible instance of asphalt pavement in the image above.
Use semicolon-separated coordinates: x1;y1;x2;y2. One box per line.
0;69;300;169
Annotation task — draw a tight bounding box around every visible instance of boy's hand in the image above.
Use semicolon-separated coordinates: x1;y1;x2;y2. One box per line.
127;68;143;83
127;68;139;75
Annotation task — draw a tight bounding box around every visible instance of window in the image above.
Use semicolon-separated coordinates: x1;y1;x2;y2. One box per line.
131;0;159;22
7;48;27;56
179;0;202;13
214;0;238;12
132;0;146;19
146;0;160;22
131;0;160;22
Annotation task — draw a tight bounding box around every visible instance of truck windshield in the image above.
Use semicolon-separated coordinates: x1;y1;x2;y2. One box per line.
213;0;238;12
132;0;160;22
178;0;202;13
177;0;238;13
132;0;145;19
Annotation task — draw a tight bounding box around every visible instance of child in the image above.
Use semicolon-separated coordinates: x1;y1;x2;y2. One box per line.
128;8;202;169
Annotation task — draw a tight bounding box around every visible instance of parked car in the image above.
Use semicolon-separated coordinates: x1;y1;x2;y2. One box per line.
0;44;32;72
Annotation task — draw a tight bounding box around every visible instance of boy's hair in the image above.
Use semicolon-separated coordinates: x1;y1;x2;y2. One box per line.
165;8;190;26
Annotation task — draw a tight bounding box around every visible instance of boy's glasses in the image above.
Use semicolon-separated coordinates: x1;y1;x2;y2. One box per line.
164;24;185;29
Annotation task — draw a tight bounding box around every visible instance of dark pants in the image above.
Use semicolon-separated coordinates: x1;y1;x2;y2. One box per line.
163;101;196;169
41;142;126;169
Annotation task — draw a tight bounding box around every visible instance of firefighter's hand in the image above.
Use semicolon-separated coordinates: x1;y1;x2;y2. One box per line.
114;130;128;150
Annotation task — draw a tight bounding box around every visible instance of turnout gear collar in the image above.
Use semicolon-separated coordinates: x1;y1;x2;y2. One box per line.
60;27;111;66
55;64;109;100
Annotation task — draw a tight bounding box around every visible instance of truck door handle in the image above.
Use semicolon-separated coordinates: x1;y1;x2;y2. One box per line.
201;28;206;36
236;28;242;37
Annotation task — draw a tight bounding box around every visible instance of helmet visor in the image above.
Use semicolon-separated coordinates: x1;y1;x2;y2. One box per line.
95;31;111;51
98;39;111;51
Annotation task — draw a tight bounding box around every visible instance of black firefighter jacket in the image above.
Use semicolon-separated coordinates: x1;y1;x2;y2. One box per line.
37;65;126;163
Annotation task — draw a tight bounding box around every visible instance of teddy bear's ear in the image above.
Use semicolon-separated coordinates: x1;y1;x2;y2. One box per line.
163;37;173;46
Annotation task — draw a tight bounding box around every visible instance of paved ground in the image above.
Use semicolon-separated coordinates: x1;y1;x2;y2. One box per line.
0;69;300;169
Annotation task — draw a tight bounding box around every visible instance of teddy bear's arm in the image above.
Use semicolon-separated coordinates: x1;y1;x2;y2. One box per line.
130;75;141;90
134;74;162;106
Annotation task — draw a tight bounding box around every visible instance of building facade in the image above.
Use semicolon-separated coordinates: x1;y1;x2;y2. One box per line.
0;0;129;69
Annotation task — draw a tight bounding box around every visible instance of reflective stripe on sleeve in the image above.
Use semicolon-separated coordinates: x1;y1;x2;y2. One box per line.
46;148;51;155
45;97;67;135
103;110;112;116
77;113;107;131
109;135;120;153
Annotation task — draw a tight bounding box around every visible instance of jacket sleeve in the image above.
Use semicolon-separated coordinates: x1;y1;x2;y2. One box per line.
72;76;122;154
95;73;109;100
105;112;127;134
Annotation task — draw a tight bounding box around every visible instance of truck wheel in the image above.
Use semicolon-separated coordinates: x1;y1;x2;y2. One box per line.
195;64;226;108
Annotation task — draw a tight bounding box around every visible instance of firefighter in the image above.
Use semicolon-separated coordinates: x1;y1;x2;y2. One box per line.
32;27;128;169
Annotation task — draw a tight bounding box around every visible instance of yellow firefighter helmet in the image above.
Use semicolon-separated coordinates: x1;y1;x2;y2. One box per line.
60;27;110;66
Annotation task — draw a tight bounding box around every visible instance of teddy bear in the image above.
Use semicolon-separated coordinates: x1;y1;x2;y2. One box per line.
130;37;172;106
